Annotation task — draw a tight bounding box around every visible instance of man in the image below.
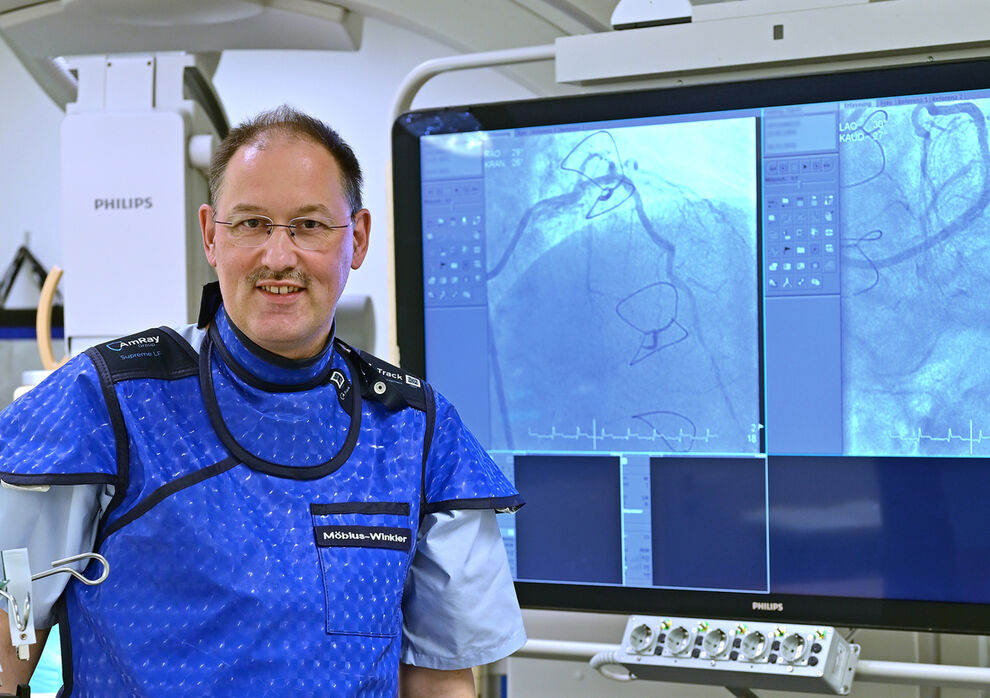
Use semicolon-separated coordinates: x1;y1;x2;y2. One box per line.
0;107;525;696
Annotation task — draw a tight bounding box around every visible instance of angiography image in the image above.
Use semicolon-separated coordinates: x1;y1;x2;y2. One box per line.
481;118;761;454
840;97;990;456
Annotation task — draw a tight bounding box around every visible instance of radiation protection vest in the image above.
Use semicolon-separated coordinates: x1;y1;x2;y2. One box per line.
0;302;521;697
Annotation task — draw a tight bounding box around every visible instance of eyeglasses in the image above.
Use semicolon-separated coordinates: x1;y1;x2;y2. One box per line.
213;213;353;251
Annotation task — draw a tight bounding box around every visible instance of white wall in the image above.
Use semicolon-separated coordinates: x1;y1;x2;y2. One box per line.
0;34;64;405
0;34;63;305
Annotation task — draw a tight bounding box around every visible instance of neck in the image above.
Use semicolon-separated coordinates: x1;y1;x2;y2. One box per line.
212;305;336;387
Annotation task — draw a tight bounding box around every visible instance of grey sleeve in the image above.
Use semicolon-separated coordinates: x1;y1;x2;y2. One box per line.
0;483;104;627
400;508;526;669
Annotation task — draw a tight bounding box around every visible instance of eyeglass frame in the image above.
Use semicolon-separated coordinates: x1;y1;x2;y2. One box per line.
212;211;354;250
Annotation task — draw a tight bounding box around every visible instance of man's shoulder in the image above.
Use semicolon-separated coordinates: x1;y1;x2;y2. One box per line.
335;341;430;413
87;326;200;383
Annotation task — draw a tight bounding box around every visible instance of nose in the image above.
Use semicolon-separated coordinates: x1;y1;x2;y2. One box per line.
260;225;299;270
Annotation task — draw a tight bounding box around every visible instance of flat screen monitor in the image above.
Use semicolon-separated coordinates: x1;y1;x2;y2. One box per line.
392;58;990;633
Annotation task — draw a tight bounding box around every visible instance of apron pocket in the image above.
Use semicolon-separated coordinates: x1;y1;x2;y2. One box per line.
311;502;413;637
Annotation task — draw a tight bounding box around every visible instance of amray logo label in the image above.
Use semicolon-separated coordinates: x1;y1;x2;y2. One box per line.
106;336;160;352
751;601;784;612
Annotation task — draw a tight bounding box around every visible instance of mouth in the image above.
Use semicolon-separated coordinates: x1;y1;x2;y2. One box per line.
258;284;303;296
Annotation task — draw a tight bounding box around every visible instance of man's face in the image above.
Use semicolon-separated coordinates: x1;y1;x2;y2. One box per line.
200;134;370;359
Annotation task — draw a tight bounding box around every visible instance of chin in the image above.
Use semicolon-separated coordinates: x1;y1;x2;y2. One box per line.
248;321;299;345
259;323;328;355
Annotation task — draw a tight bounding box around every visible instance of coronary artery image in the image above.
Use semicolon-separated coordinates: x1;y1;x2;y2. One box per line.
481;117;761;454
840;98;990;456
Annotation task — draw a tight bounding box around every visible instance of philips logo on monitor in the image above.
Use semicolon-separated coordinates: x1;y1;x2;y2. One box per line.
752;601;784;612
94;197;153;211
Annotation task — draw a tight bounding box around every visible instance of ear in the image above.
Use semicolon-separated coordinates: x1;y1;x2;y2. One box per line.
350;208;371;270
200;204;218;267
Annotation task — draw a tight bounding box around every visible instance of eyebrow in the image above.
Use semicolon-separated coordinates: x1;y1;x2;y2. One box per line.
295;204;335;216
226;203;341;218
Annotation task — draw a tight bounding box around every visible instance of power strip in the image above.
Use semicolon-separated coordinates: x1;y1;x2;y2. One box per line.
617;615;859;694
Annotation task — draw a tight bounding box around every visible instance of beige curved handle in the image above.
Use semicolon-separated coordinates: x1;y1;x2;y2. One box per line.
36;265;69;370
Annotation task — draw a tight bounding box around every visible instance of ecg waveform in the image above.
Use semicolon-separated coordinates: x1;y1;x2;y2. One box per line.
527;419;719;451
888;420;990;455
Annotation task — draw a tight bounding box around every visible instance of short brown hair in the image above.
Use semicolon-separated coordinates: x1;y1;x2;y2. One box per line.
209;105;363;213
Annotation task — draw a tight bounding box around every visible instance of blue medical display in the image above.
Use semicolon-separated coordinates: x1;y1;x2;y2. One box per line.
393;60;990;632
514;455;623;585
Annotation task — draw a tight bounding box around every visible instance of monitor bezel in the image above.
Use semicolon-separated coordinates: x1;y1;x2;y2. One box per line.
392;57;990;634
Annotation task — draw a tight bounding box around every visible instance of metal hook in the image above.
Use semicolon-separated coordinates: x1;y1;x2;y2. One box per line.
0;553;109;637
30;552;110;586
0;588;30;632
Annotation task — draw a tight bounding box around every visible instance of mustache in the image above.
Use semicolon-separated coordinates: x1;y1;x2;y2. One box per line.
247;267;308;286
